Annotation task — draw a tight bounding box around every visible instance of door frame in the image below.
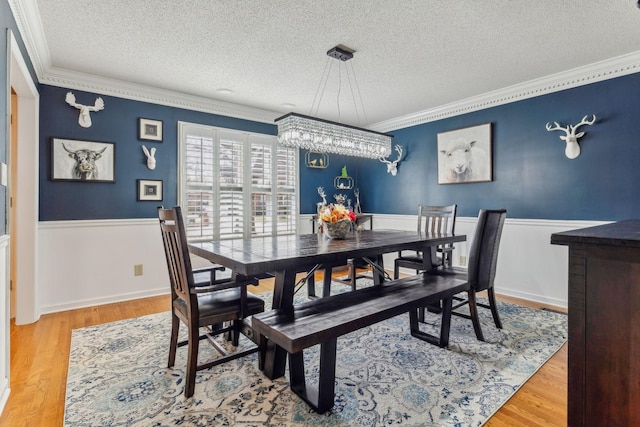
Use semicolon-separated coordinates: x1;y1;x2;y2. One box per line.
7;30;39;325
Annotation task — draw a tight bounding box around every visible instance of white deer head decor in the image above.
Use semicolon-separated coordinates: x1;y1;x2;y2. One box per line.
142;145;156;170
545;115;596;159
65;92;105;128
379;144;404;176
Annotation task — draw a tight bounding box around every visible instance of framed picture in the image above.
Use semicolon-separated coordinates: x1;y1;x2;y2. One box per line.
137;179;163;201
437;123;492;184
51;138;115;182
139;118;163;141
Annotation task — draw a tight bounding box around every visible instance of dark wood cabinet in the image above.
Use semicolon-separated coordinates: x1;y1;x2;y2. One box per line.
551;220;640;426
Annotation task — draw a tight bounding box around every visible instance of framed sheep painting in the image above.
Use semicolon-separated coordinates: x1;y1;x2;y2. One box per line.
437;123;492;184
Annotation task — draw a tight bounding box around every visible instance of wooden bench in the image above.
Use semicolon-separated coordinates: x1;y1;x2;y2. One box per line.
251;273;468;413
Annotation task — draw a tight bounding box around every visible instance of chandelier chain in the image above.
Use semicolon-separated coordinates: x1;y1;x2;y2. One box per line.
349;61;368;126
310;57;332;117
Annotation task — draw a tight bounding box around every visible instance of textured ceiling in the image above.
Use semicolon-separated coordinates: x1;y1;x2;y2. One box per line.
30;0;640;127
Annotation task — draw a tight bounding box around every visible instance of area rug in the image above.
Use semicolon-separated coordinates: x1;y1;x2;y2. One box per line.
64;281;567;426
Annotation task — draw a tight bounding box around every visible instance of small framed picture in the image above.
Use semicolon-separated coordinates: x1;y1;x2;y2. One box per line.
137;179;163;201
139;118;163;141
51;138;115;182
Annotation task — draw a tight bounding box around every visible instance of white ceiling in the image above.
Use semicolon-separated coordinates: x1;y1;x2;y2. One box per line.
14;0;640;130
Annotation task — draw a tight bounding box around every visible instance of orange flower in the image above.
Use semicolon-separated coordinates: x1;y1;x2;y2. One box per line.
319;204;355;224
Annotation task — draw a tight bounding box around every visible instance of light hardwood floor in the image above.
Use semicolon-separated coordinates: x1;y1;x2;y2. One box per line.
0;270;567;426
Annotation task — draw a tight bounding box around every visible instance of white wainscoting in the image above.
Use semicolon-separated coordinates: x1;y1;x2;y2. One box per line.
302;214;608;308
0;235;11;413
37;216;607;315
38;219;170;314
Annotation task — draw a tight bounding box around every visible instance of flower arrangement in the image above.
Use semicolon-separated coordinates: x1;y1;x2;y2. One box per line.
318;204;356;239
319;204;357;224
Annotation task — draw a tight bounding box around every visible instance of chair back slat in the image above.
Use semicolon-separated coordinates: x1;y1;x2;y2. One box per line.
467;209;507;292
418;204;457;235
417;204;457;266
158;206;195;302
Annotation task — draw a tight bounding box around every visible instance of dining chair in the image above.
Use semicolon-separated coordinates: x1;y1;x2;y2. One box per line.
425;209;507;341
393;204;457;279
158;206;265;397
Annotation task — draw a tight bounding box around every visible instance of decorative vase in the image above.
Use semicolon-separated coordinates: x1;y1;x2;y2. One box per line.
324;219;352;239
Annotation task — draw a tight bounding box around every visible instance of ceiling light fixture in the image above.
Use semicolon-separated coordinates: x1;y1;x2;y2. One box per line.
275;45;392;159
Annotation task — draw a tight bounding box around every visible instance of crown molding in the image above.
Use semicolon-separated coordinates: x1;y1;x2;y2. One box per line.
40;67;280;124
370;51;640;133
9;0;49;77
11;0;640;130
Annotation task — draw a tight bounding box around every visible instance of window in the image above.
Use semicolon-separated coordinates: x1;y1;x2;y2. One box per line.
179;122;298;241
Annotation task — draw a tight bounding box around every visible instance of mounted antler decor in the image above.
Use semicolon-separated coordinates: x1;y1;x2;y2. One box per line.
379;144;404;176
65;92;104;128
545;115;596;159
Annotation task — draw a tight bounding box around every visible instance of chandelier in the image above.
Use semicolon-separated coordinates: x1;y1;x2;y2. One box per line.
276;46;392;159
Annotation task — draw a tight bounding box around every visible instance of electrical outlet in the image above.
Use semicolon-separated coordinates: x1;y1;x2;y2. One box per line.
459;256;467;266
134;264;143;276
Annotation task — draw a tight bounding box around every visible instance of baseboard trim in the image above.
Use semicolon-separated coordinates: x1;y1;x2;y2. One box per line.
39;288;170;315
0;378;9;416
494;287;567;309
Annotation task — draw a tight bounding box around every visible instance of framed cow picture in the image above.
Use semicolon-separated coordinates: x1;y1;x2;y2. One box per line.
51;138;115;182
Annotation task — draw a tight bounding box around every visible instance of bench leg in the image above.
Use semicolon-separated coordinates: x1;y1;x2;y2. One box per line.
288;338;338;414
261;339;288;379
410;297;454;348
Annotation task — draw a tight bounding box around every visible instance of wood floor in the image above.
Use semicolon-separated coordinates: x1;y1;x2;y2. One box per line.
0;270;567;426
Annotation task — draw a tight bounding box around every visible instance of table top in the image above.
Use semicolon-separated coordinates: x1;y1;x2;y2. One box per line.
551;219;640;247
189;229;466;277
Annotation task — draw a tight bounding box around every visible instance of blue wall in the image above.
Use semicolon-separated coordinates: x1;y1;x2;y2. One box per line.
300;73;640;221
19;23;640;223
32;73;640;223
39;85;276;220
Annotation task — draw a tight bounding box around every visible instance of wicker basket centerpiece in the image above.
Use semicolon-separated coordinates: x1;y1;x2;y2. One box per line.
323;218;352;239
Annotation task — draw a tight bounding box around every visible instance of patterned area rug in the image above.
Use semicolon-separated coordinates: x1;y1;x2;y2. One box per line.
64;281;567;426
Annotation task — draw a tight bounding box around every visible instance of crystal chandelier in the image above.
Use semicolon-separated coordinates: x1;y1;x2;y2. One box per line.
276;46;392;159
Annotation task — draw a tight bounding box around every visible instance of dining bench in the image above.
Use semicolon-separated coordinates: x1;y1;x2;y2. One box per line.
251;273;468;413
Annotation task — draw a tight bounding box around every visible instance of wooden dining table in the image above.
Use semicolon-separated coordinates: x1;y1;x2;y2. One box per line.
189;229;466;380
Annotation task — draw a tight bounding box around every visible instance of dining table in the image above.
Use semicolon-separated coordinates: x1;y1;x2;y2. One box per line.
189;228;466;380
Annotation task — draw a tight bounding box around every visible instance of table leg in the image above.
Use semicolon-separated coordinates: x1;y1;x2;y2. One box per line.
373;254;384;285
262;268;297;379
307;274;316;298
322;267;333;297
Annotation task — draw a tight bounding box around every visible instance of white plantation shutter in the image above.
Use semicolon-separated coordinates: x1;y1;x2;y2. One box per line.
183;132;214;240
179;122;298;241
250;140;272;236
219;135;244;238
276;147;297;234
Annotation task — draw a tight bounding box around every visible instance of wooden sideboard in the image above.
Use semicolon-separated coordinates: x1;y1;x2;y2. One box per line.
551;220;640;426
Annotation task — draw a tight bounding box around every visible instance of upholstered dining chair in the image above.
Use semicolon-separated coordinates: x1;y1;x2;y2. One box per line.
426;209;507;341
394;204;457;279
158;206;265;397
